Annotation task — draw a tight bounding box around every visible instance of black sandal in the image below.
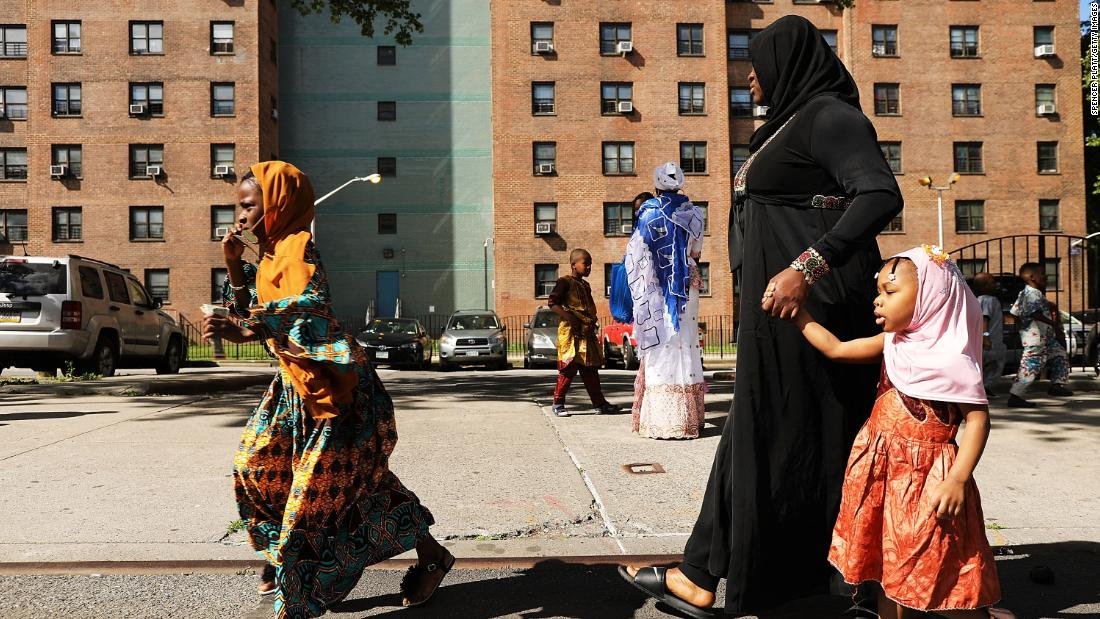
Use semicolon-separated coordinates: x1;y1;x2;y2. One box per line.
400;549;455;607
617;566;719;619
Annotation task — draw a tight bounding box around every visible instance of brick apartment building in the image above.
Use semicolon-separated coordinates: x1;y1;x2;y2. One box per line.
0;0;278;324
491;0;1086;319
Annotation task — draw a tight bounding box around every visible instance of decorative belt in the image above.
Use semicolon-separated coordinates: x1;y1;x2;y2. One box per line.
811;194;852;210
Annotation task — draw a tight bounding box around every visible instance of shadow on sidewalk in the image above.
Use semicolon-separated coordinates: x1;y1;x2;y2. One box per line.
994;541;1100;618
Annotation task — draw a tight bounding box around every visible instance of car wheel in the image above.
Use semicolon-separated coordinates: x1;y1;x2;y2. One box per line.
523;355;530;369
623;338;640;370
156;337;184;374
603;340;616;369
494;358;509;371
438;359;452;372
85;336;118;377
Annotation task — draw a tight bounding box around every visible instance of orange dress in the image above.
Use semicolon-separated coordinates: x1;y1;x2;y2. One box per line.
829;365;1001;611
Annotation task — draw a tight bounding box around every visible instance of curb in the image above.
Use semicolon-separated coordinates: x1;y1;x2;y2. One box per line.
0;371;275;397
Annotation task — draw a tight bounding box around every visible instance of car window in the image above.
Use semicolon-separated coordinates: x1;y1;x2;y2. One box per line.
367;319;419;334
448;314;499;330
532;311;560;328
126;278;152;307
78;266;105;299
0;260;68;296
104;272;131;304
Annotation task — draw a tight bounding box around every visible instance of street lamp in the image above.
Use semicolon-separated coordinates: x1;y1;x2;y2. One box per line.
310;173;382;237
1069;231;1100;248
483;237;494;310
918;173;960;249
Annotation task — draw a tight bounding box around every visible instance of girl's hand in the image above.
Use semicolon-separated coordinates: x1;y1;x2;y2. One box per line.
221;224;246;262
202;315;255;344
762;268;810;319
926;478;967;519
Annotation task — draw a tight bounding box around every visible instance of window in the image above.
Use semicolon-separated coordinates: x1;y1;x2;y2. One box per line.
1037;141;1058;173
0;148;27;181
378;213;397;235
952;84;981;116
51;145;82;178
535;264;558;298
534;202;557;233
872;25;898;56
728;30;753;60
1042;258;1060;290
950;26;979;58
211;144;234;176
130;21;164;54
601;82;633;114
680;141;707;174
532;82;555;115
52;21;81;54
79;266;104;299
697;263;711;296
211;21;234;54
130;82;164;115
957;259;988;279
211;269;228;303
104;272;130;304
52;207;82;242
145;269;169;303
377;45;396;65
211;205;234;240
533;142;556;174
1035;84;1056;113
599;23;632;55
873;83;900;115
130;206;164;240
695;201;710;234
377;101;396;121
0;209;27;241
821;30;838;54
129;145;164;178
602;142;635;176
211;82;235;116
729;87;753;117
880;142;902;174
731;145;749;174
531;22;554;52
1039;199;1060;231
677;24;704;56
604;202;633;236
52;83;81;116
270;96;278;121
377;156;397;177
1033;26;1054;47
885;213;904;233
954;200;985;233
679;83;705;115
953;142;983;174
0;25;27;57
603;263;614;297
0;87;27;119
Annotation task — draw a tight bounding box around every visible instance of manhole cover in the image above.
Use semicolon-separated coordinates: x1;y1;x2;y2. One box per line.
622;463;665;475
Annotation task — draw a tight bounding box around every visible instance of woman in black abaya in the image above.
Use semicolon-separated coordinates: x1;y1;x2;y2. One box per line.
622;15;902;617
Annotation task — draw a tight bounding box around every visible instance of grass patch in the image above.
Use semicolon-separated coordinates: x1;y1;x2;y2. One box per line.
226;519;246;535
985;520;1006;531
187;342;273;362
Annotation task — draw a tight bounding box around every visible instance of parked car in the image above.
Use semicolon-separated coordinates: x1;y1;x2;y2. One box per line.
355;317;432;369
602;320;639;370
981;274;1092;371
523;306;560;369
0;254;186;377
438;310;508;370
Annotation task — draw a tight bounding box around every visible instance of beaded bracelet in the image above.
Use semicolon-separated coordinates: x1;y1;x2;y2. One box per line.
790;247;830;285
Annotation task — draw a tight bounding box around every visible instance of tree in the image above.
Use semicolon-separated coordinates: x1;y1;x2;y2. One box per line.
289;0;423;46
1082;24;1100;233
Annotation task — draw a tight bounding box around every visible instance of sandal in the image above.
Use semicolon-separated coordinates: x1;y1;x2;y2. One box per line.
257;563;277;596
617;565;719;619
989;609;1017;619
400;549;455;607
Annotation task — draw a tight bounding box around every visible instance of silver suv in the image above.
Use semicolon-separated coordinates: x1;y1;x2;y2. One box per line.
0;255;186;377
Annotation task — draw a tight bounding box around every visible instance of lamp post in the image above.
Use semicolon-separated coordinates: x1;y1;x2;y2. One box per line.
483;237;494;310
918;173;960;249
310;173;382;237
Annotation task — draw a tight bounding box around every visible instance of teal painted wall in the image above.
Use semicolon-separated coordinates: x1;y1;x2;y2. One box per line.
278;0;493;321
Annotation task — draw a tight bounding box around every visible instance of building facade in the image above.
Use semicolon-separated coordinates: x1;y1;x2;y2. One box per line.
0;0;278;323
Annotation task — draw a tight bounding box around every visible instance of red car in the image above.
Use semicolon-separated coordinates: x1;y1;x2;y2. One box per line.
601;319;707;370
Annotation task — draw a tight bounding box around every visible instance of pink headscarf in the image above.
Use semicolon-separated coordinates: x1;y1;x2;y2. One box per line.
883;245;988;405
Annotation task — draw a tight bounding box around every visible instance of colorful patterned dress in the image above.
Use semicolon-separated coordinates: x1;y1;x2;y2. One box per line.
225;243;434;619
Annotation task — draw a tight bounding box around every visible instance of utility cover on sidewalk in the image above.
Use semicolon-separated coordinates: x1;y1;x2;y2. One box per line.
622;463;665;475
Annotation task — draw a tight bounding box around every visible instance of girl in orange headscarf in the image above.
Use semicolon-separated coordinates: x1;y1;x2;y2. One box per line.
203;162;452;618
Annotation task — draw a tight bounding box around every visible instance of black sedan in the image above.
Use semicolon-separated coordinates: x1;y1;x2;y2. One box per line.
355;318;432;369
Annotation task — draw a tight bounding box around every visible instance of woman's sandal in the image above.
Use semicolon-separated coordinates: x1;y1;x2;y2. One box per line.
988;609;1017;619
257;564;277;596
617;565;719;619
400;549;456;607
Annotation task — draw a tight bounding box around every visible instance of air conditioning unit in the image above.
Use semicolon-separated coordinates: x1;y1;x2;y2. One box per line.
620;224;633;235
616;41;634;54
1036;103;1056;116
617;101;634;114
752;105;769;118
537;163;555;175
535;222;552;235
1034;44;1055;58
533;40;554;54
0;103;5;118
145;165;163;177
49;164;67;178
271;108;279;120
872;44;886;56
129;104;146;115
213;164;232;177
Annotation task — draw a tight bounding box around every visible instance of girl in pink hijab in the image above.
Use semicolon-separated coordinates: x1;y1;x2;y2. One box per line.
787;245;1013;618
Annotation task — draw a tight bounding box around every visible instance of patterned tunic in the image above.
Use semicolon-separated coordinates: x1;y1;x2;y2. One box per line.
225;244;433;619
548;275;603;367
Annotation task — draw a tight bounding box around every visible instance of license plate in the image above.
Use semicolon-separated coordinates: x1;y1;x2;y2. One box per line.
376;350;389;359
0;312;20;323
460;350;481;357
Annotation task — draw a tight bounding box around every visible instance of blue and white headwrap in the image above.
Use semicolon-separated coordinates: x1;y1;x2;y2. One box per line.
637;191;705;331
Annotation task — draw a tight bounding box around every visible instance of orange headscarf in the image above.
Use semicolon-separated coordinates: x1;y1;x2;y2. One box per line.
249;161;356;420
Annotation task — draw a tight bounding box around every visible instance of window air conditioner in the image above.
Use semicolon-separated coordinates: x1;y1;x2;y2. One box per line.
1036;103;1056;116
213;164;232;177
752;105;769;118
129;104;146;115
872;44;886;56
620;224;633;235
616;41;634;54
617;101;634;114
0;103;5;118
534;41;554;54
1034;44;1055;58
271;108;279;120
537;163;555;175
49;164;67;178
535;222;552;234
145;165;163;177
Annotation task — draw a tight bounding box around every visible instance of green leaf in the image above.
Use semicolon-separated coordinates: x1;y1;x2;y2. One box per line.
289;0;424;46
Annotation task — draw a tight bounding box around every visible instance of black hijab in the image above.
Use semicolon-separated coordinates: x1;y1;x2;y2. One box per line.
748;15;860;151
